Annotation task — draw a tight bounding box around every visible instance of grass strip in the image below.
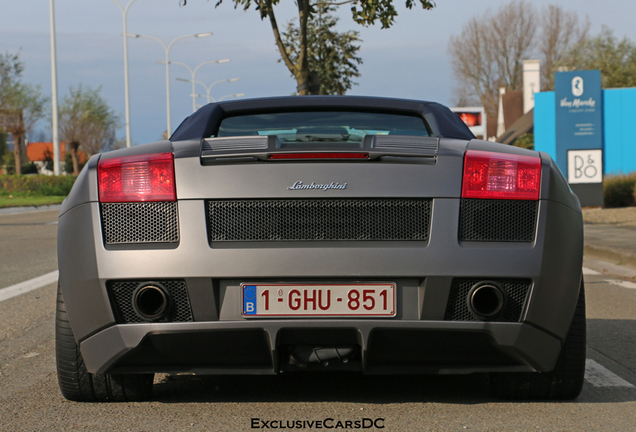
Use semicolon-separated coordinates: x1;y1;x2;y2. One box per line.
0;195;66;208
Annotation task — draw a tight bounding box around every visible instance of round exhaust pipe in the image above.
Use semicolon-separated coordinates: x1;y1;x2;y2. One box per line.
467;282;506;319
133;283;171;321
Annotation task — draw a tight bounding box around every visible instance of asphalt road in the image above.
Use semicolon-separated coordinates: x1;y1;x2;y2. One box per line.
1;209;635;431
0;209;58;288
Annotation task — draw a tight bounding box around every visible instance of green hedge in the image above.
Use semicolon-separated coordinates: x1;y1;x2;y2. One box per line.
603;173;636;208
0;175;77;196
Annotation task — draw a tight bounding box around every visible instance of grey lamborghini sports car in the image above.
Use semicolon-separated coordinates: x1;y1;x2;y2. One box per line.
56;96;585;402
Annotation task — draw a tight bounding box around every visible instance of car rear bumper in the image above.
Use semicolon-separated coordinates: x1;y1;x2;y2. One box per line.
80;319;561;375
59;194;582;376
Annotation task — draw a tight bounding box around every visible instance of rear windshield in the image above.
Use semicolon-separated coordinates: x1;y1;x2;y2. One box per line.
214;111;430;144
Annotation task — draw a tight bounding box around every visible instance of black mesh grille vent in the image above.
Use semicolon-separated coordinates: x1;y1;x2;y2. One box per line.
444;279;531;322
459;199;538;242
206;199;432;242
101;202;179;244
107;280;193;324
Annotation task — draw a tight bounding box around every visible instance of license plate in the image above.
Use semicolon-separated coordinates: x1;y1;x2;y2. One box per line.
241;283;396;317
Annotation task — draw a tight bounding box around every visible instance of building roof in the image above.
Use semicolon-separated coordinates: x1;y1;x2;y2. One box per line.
498;109;534;145
501;91;524;131
26;141;87;163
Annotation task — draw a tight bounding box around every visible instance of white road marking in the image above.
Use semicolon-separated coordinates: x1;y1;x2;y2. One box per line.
583;266;636;289
583;267;601;275
0;270;58;302
585;359;635;388
605;279;636;290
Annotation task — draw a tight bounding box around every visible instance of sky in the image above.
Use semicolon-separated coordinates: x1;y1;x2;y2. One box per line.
1;0;634;146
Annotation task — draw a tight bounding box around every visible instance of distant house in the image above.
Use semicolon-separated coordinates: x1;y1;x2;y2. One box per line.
26;141;87;175
5;134;15;152
498;109;534;145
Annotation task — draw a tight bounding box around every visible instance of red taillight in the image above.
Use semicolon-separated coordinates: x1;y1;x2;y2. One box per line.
98;152;176;202
267;152;369;160
462;150;541;200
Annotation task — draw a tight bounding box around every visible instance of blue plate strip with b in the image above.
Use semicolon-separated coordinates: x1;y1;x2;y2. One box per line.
243;285;257;315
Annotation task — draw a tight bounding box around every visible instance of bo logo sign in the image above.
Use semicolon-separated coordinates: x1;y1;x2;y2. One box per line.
567;149;602;184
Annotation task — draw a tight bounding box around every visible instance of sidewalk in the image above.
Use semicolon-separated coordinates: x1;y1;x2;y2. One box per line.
582;206;636;270
584;223;636;270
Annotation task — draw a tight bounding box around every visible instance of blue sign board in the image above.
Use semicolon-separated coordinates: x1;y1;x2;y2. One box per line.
554;70;603;179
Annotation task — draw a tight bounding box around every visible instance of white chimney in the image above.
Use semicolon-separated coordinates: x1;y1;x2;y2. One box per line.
496;87;506;137
523;59;541;114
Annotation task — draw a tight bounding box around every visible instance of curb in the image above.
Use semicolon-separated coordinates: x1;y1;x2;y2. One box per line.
584;244;636;270
0;204;62;215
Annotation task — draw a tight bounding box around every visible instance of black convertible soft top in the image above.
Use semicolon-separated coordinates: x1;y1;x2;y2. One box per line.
170;96;475;142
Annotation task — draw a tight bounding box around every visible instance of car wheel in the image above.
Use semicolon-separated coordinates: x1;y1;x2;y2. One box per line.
490;279;586;400
55;283;154;402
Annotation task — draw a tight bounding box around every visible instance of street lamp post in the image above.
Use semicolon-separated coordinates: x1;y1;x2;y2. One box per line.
111;0;138;148
49;0;60;174
128;32;213;135
176;77;240;105
157;59;230;112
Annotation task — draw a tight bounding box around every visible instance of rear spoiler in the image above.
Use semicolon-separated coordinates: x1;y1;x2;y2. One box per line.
200;135;439;165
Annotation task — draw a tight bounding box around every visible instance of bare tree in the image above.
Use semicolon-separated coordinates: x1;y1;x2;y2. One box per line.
0;51;22;94
2;84;47;175
449;2;593;116
449;16;500;118
451;84;479;109
538;5;590;91
491;1;537;91
449;1;537;119
0;51;47;174
58;85;119;174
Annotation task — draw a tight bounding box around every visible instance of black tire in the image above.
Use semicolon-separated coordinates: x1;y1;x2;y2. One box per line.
55;283;154;402
490;280;586;400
